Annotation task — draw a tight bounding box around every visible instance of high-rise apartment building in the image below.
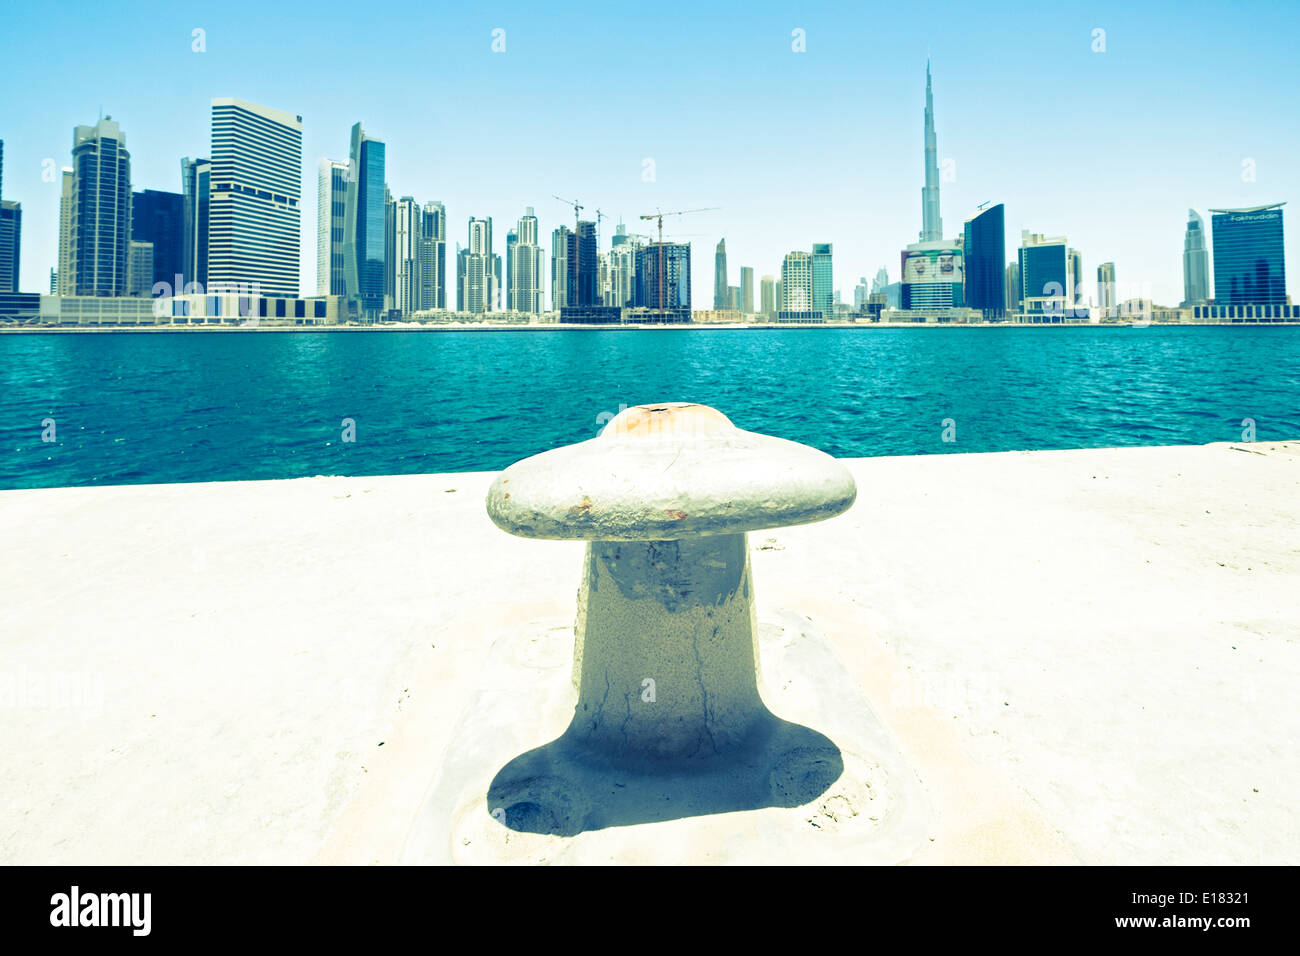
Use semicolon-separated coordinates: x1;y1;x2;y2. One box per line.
605;226;640;308
393;196;423;315
740;266;754;314
551;226;569;311
208;99;302;295
57;167;74;293
509;207;544;314
781;251;814;314
419;201;447;310
316;159;347;296
760;275;776;317
1097;261;1117;315
459;216;494;313
70;116;132;296
1210;203;1286;306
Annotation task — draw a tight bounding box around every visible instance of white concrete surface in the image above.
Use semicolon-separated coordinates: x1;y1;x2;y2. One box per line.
1;440;1297;865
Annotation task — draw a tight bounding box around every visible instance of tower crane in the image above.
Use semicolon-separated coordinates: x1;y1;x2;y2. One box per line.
637;207;720;319
552;195;583;229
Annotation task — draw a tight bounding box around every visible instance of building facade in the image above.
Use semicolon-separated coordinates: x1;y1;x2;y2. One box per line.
343;122;385;314
1210;203;1286;306
71;117;132;296
1182;209;1209;307
208;99;302;296
635;242;691;322
131;188;183;293
420;201;447;310
316;159;347;296
180;157;210;291
962;203;1005;318
811;243;833;318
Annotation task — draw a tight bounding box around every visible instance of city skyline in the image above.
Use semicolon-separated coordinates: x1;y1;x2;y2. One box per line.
2;1;1298;307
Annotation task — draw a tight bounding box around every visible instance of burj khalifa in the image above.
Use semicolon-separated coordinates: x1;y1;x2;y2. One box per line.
920;60;943;242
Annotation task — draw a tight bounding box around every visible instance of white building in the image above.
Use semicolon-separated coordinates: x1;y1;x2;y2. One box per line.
208;98;302;296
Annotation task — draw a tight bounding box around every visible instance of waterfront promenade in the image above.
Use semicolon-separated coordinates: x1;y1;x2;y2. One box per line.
2;440;1297;864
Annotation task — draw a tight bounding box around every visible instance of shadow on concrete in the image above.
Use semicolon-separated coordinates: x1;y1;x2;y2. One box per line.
486;714;843;837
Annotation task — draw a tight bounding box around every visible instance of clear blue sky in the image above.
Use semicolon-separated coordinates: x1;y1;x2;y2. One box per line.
3;0;1297;307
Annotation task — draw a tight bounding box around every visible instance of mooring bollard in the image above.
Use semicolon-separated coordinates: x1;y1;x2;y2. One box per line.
486;402;857;764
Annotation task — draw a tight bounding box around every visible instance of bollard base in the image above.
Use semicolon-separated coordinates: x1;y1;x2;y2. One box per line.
399;609;931;865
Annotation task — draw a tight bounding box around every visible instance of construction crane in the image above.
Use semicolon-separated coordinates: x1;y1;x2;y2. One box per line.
595;208;607;248
552;195;583;229
638;207;720;320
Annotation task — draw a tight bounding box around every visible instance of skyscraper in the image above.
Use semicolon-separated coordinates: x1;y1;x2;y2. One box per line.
569;221;598;307
131;188;183;293
1018;232;1074;316
1005;262;1021;315
510;207;544;314
605;227;640;308
1097;262;1117;316
635;242;691;322
0;200;18;293
812;243;833;318
781;251;813;314
1182;209;1209;307
180;157;210;291
208;99;302;295
70;116;132;296
0;141;18;293
760;275;775;317
551;226;569;310
713;238;728;309
57;167;74;294
505;228;517;310
383;186;396;312
459;216;493;313
962;203;1006;318
419;201;447;310
1210;204;1285;306
393;196;423;315
127;240;153;297
343;121;385;314
920;60;943;243
316;159;347;296
740;266;754;314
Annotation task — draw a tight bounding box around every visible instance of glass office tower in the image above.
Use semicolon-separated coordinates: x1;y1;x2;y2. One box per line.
1210;204;1286;306
963;203;1006;318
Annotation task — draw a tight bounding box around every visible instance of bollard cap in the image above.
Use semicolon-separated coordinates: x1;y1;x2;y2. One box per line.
486;402;857;541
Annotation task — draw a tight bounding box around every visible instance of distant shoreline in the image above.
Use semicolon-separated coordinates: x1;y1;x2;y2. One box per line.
2;321;1296;334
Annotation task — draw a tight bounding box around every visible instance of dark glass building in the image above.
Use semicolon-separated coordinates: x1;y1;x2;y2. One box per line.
962;203;1006;318
180;157;210;290
568;221;598;306
1210;204;1286;306
635;242;691;323
344;122;387;316
132;189;183;292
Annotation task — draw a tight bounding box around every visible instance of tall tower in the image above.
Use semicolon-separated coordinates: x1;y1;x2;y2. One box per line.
343;121;386;314
713;238;728;309
920;61;943;243
70;117;132;296
1182;209;1209;306
208;99;302;296
317;158;347;296
180;157;211;291
419;201;447;310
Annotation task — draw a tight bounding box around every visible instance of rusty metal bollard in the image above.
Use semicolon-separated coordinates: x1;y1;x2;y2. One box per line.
486;402;856;764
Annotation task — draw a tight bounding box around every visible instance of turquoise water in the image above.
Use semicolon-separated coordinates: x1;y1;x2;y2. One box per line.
1;326;1298;490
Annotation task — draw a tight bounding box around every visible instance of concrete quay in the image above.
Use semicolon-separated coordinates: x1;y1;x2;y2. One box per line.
1;440;1296;864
